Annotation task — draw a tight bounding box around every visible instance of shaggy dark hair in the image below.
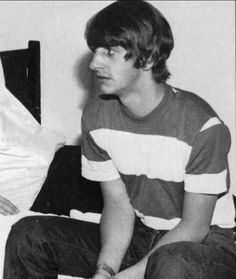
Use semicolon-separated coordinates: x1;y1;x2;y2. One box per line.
85;0;174;83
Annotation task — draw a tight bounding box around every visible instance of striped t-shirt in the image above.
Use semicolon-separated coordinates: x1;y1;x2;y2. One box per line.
81;84;235;230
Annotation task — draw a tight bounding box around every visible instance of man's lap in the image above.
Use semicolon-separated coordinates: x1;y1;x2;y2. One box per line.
4;216;236;279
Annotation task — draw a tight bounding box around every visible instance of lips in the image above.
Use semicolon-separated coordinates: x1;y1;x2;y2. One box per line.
96;73;111;80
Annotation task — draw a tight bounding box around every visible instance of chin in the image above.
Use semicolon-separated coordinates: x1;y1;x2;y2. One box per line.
100;86;116;95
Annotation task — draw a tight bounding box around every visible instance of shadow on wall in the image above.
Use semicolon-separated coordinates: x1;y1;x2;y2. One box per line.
73;51;99;110
73;51;100;145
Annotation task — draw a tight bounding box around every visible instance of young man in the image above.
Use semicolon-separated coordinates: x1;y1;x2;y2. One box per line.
3;1;236;279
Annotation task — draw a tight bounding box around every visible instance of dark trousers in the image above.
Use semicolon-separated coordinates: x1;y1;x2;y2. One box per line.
3;215;236;279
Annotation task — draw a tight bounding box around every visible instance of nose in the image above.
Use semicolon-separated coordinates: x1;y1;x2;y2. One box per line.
89;51;103;71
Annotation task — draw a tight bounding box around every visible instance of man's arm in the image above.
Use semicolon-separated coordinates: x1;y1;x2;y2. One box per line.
115;191;218;279
152;191;218;244
92;178;135;279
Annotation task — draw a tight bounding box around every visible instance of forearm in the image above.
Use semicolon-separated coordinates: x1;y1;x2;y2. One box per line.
156;219;209;247
141;220;210;265
116;220;211;279
118;192;217;279
97;201;135;273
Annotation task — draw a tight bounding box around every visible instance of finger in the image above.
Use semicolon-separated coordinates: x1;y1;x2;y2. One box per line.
0;199;17;212
0;197;19;215
0;196;19;210
0;207;14;216
0;206;19;215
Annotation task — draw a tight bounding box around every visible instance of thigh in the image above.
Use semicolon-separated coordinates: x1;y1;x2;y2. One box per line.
145;241;236;279
5;215;101;278
36;216;101;273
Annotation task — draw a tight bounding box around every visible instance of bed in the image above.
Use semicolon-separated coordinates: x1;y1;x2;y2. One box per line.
0;40;103;279
0;40;103;216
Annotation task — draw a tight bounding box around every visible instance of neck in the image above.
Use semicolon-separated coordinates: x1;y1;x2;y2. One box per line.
120;79;165;118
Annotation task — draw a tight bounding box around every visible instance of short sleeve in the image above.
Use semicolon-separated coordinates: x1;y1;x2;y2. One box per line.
184;122;231;194
81;114;120;182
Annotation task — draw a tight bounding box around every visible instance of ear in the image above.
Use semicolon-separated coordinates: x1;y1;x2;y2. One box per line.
142;58;154;71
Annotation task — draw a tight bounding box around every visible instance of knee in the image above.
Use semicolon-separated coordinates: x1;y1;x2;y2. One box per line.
5;216;59;276
145;242;198;279
6;216;49;257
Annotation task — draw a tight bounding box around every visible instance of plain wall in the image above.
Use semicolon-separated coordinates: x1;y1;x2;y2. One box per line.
0;1;235;193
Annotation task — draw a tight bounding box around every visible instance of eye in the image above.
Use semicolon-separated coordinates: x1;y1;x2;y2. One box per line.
106;48;115;56
90;46;96;53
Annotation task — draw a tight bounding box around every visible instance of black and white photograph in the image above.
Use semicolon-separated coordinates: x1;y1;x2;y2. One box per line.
0;1;235;279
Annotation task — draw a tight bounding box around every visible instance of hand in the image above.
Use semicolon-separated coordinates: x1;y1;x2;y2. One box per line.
111;261;146;279
92;269;111;279
0;196;19;215
92;274;110;279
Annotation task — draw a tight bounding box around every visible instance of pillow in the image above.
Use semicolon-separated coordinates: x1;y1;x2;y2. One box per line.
0;84;65;212
31;145;103;216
